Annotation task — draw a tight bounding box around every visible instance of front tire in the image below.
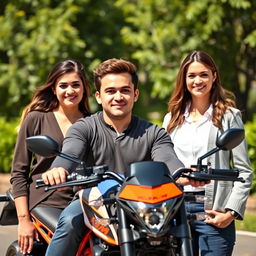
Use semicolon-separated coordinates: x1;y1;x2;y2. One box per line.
5;240;47;256
5;241;23;256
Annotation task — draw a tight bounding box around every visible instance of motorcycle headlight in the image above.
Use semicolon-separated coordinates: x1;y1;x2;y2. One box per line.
135;202;169;235
118;182;183;236
144;208;165;231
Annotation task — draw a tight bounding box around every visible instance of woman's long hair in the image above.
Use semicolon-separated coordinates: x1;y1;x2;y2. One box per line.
20;59;91;125
167;50;235;133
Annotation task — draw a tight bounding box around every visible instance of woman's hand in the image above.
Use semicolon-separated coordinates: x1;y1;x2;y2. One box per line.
18;216;39;254
204;210;235;228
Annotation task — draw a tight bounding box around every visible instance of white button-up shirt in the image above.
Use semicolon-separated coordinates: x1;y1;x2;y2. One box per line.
163;104;213;192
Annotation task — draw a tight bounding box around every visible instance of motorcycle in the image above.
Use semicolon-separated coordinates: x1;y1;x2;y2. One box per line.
0;128;245;256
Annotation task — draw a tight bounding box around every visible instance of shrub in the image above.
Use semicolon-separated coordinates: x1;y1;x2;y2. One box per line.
236;213;256;232
244;115;256;194
0;117;18;173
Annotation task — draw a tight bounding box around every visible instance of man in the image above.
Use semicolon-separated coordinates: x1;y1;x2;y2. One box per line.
42;58;205;255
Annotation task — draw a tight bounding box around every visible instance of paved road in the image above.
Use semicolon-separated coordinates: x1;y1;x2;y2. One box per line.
0;224;255;255
0;225;17;255
233;231;256;256
1;190;255;255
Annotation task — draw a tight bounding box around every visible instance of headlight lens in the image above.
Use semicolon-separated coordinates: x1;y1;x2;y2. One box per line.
135;202;169;235
144;209;165;231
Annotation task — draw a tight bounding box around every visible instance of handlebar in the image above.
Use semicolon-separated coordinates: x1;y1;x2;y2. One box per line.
36;165;124;191
45;175;103;191
36;172;80;188
36;173;106;191
176;167;244;183
36;165;245;191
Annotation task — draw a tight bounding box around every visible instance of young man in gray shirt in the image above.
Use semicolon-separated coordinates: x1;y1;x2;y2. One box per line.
42;58;206;255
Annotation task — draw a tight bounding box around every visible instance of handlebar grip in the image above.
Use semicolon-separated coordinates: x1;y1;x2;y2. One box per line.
36;174;75;188
209;169;239;177
187;168;244;182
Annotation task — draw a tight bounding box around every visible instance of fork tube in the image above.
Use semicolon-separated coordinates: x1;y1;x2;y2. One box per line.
179;201;193;256
117;206;135;256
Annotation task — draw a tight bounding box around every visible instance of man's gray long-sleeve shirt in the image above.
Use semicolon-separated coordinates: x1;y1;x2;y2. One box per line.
51;112;183;174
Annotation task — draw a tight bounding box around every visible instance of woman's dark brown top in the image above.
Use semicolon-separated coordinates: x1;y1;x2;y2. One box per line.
10;111;75;211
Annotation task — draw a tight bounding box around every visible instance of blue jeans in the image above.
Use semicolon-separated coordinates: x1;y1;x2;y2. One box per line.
46;199;87;256
186;201;235;256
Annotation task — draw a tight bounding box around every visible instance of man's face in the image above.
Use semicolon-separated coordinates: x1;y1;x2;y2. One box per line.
95;72;139;122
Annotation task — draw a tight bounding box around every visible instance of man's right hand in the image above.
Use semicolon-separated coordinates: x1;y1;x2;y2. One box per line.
42;167;69;186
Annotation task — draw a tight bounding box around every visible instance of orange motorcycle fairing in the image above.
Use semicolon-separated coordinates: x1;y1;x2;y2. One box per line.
118;182;183;204
79;188;119;246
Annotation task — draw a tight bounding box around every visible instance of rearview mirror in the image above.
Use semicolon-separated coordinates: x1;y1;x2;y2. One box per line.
26;135;83;165
216;128;244;151
197;128;244;168
26;135;60;157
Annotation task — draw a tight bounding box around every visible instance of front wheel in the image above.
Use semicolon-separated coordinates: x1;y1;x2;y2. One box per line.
5;241;23;256
5;240;47;256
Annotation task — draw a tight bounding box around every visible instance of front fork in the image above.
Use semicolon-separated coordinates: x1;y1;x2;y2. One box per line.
117;206;135;256
116;200;193;256
179;202;193;256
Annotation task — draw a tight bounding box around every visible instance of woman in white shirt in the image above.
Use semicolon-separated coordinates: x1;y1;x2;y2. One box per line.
163;50;253;256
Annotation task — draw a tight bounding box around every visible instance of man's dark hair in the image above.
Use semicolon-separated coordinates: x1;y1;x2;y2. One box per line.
93;58;138;91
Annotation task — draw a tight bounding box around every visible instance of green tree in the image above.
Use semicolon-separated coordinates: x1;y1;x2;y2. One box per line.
0;0;256;174
245;115;256;193
0;0;131;117
115;0;256;121
1;0;255;121
0;0;88;117
0;117;18;173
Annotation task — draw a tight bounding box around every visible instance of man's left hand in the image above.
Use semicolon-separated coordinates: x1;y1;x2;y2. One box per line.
176;177;210;187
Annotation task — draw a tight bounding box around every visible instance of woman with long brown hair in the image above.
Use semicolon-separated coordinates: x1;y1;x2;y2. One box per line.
11;59;91;254
163;50;252;256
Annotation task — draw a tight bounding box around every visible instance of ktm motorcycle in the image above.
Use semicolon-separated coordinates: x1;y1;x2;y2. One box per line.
0;128;245;256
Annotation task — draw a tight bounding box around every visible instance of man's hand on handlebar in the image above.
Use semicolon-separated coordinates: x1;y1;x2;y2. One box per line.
176;177;210;187
42;167;69;188
175;167;211;187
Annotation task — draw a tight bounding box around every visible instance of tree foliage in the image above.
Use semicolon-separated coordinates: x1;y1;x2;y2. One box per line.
0;0;255;119
245;115;256;193
0;0;255;181
0;0;86;117
115;0;256;120
0;117;18;173
0;0;128;117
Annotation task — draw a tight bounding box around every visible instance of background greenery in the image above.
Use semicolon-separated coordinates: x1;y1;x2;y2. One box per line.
0;0;255;193
236;212;256;232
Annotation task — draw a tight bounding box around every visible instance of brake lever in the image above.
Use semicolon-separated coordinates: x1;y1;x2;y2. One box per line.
44;175;102;191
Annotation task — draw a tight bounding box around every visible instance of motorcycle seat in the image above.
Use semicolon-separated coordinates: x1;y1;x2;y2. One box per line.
31;206;63;233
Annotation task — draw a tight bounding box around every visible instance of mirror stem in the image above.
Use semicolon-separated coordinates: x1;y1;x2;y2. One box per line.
197;147;220;171
59;152;84;165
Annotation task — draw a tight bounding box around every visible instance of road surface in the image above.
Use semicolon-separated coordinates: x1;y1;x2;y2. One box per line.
0;224;255;255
